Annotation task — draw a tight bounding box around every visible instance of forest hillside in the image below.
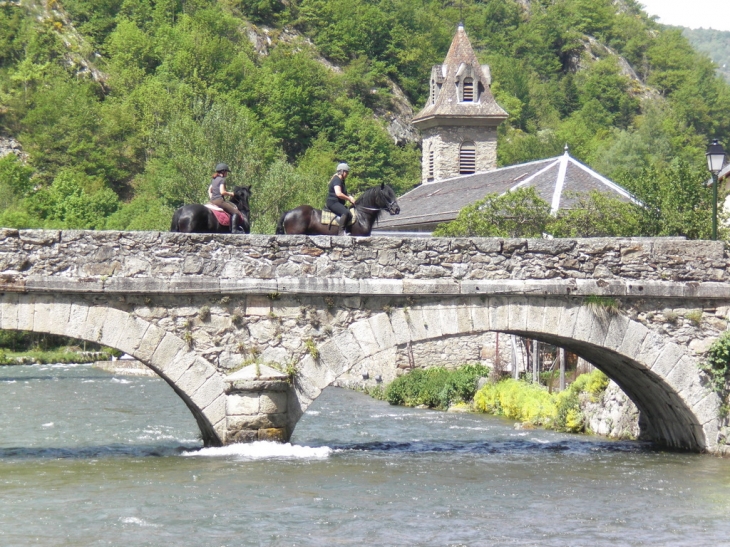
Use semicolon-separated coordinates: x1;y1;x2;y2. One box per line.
683;27;730;83
1;0;729;235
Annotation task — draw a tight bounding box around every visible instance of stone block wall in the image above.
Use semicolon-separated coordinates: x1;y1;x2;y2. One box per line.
421;125;498;182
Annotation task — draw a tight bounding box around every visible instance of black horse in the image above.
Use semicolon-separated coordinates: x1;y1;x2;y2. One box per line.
275;183;400;236
170;186;251;234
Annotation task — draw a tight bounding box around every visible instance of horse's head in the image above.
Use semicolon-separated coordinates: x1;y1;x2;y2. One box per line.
230;185;252;233
231;185;251;212
379;183;400;215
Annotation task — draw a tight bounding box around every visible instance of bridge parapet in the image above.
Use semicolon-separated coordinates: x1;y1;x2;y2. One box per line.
1;229;728;294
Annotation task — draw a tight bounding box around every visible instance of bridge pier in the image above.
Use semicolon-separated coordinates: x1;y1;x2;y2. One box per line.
224;364;292;442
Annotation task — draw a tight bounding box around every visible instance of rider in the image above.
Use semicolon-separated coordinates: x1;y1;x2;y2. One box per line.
209;163;245;233
326;162;356;236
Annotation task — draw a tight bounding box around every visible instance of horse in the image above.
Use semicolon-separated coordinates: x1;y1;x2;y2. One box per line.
170;186;251;234
275;183;400;236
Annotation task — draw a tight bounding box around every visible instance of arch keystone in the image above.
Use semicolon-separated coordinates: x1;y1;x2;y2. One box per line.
16;295;35;331
507;296;529;331
525;299;547;333
468;299;490;331
99;307;132;348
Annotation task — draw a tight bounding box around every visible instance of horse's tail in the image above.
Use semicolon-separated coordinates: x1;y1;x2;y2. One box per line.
275;211;287;235
170;208;181;232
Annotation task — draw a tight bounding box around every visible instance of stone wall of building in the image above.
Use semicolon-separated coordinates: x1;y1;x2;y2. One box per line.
421;125;498;182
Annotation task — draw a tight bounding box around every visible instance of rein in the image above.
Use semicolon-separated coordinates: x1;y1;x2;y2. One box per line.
355;193;397;212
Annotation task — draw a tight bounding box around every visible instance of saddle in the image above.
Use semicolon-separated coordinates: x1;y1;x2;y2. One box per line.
321;208;357;227
204;203;231;226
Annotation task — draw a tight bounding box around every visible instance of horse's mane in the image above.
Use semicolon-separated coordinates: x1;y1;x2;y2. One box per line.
354;184;393;211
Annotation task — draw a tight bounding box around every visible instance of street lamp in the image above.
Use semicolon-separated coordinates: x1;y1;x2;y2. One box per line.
706;139;726;240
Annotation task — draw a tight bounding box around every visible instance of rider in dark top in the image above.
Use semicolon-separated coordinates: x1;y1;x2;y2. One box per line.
325;162;356;236
208;163;245;233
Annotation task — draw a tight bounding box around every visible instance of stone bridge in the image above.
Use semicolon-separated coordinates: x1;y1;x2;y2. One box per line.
1;229;729;453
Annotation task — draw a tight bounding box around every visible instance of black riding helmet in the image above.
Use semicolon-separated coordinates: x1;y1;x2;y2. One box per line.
215;163;230;173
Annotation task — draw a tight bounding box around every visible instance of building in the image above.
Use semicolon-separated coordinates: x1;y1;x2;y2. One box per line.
375;25;634;236
414;23;507;182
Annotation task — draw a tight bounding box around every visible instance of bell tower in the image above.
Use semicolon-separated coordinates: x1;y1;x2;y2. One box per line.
412;24;508;184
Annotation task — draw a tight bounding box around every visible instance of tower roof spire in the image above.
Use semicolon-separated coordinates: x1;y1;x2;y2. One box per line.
412;25;507;130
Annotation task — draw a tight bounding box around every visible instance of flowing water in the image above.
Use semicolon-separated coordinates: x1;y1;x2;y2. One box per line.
1;363;730;546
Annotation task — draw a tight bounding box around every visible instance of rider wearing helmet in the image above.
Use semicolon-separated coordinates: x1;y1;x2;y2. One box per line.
326;162;356;236
209;163;245;233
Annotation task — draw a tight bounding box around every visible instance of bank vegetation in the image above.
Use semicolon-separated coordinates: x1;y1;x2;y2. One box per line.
373;364;612;435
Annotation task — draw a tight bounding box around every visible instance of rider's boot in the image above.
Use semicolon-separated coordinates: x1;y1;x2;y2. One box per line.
230;214;237;233
337;211;351;236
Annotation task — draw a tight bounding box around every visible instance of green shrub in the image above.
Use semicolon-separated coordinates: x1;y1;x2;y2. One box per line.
701;331;730;394
384;363;490;409
569;369;609;400
474;369;611;433
474;379;557;426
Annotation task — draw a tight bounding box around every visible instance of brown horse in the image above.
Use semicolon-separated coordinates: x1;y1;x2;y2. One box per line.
275;183;400;236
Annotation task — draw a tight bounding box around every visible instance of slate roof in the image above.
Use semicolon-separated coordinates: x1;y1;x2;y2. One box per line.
412;25;507;128
375;149;635;233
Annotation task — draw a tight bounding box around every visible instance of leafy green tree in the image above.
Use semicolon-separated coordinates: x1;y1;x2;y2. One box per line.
433;187;552;238
26;169;120;229
140;99;279;208
617;159;728;240
550;191;643;237
0;154;33;213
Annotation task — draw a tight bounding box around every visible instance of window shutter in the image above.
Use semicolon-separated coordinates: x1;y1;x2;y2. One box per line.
462;78;474;102
459;142;476;174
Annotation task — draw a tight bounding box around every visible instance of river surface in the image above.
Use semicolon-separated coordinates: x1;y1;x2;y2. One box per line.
1;363;730;546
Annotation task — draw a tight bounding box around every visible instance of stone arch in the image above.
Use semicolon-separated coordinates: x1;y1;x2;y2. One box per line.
0;293;226;446
292;297;717;451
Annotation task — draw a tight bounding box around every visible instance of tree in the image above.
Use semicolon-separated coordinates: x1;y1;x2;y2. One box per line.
433;187;552;238
550;191;643;237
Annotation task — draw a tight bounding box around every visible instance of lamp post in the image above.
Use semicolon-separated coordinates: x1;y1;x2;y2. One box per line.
706;139;726;241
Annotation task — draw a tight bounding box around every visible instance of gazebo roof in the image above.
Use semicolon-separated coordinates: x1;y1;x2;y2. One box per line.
375;148;635;233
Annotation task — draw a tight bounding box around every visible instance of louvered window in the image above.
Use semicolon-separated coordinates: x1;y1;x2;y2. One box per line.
431;80;436;104
428;150;434;180
459;142;476;174
462;78;474;102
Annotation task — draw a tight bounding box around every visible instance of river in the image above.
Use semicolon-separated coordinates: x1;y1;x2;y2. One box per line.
1;363;729;546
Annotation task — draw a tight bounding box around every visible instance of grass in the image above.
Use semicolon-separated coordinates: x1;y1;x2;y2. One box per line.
583;295;621;321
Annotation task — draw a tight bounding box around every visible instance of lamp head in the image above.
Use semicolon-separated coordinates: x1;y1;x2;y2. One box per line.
706;139;726;174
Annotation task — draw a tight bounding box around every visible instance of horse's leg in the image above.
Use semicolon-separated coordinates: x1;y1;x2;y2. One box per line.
177;210;195;233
